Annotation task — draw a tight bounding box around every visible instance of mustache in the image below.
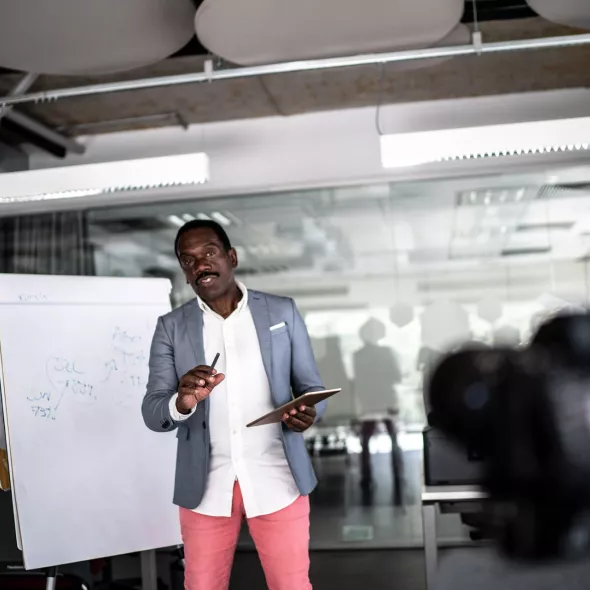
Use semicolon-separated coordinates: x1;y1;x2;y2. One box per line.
195;271;220;283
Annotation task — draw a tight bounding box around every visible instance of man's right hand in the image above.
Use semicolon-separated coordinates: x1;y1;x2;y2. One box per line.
176;365;225;414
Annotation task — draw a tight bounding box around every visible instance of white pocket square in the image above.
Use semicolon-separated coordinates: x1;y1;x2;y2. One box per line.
270;322;286;331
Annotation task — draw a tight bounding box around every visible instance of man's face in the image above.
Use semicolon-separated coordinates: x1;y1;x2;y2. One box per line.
177;227;238;301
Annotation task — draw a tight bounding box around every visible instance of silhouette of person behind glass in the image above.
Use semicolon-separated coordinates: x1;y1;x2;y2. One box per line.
313;335;354;421
353;318;404;504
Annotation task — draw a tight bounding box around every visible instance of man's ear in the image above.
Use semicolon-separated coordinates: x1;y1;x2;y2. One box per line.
229;247;238;268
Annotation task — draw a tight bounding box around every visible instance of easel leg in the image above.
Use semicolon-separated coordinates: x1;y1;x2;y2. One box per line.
140;550;158;590
422;502;438;590
176;544;185;569
45;566;58;590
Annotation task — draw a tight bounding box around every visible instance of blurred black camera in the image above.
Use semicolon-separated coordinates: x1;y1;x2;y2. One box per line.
428;313;590;560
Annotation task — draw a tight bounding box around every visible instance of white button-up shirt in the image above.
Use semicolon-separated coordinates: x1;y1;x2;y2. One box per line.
169;282;300;517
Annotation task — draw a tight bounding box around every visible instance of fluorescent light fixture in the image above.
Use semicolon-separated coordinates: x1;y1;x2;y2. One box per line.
380;117;590;168
457;186;531;207
211;211;231;226
0;152;209;204
223;211;242;226
182;213;196;222
167;215;185;227
196;213;211;221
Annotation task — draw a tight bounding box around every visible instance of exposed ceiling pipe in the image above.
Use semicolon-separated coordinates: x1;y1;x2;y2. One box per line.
57;111;189;134
0;72;38;119
0;32;589;107
0;72;86;154
6;111;86;155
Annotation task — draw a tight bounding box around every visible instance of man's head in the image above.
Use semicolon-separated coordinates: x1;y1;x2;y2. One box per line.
175;220;238;302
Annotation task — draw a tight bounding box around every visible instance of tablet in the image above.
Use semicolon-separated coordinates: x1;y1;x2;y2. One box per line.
246;389;342;427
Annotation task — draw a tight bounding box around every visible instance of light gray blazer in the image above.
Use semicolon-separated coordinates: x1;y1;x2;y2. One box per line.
142;289;326;510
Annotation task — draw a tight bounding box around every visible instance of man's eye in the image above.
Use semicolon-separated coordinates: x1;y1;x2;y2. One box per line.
206;251;215;257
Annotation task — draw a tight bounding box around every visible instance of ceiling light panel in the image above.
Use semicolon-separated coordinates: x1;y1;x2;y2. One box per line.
0;153;209;204
380;117;590;168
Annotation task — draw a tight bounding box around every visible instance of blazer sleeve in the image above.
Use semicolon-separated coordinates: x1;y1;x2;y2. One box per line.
142;316;179;433
289;299;327;422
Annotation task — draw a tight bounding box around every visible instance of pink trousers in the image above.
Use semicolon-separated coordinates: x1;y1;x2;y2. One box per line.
180;482;312;590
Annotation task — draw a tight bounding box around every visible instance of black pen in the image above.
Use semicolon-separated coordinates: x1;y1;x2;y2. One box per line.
211;352;220;370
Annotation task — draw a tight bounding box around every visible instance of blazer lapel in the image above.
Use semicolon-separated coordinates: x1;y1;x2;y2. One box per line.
183;299;208;420
183;299;206;366
248;290;273;390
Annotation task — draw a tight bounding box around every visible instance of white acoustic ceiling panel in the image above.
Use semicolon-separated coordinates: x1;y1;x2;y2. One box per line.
527;0;590;29
195;0;464;65
0;0;196;75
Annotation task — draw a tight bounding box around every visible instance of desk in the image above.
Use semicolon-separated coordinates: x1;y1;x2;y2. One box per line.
421;485;488;589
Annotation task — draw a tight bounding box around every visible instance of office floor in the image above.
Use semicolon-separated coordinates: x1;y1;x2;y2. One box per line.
230;549;426;590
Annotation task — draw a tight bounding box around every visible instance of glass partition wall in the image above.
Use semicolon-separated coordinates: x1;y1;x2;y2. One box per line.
3;163;590;548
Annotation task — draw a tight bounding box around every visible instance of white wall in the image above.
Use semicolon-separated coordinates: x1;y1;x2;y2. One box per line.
4;87;590;217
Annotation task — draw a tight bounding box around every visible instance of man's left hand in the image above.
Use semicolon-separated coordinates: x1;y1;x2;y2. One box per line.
282;405;316;432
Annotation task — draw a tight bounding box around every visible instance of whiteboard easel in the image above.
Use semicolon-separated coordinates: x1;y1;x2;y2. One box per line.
0;274;181;580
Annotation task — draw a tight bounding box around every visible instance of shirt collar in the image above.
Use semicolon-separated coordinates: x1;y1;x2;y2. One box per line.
197;281;248;317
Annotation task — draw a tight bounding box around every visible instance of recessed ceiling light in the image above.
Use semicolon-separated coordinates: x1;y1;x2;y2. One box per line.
211;212;231;226
167;215;185;227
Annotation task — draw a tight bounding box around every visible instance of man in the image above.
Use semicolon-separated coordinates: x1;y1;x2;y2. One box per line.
142;220;326;590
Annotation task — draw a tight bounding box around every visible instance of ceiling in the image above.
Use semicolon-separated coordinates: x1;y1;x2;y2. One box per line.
1;0;590;161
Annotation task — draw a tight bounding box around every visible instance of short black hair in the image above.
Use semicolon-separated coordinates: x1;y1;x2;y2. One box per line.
174;219;232;258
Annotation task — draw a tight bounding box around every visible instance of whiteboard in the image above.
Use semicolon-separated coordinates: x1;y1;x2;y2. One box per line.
0;274;181;569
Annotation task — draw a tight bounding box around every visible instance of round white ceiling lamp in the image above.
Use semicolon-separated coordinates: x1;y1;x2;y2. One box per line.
389;303;414;328
527;0;590;30
196;0;464;65
0;0;196;75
